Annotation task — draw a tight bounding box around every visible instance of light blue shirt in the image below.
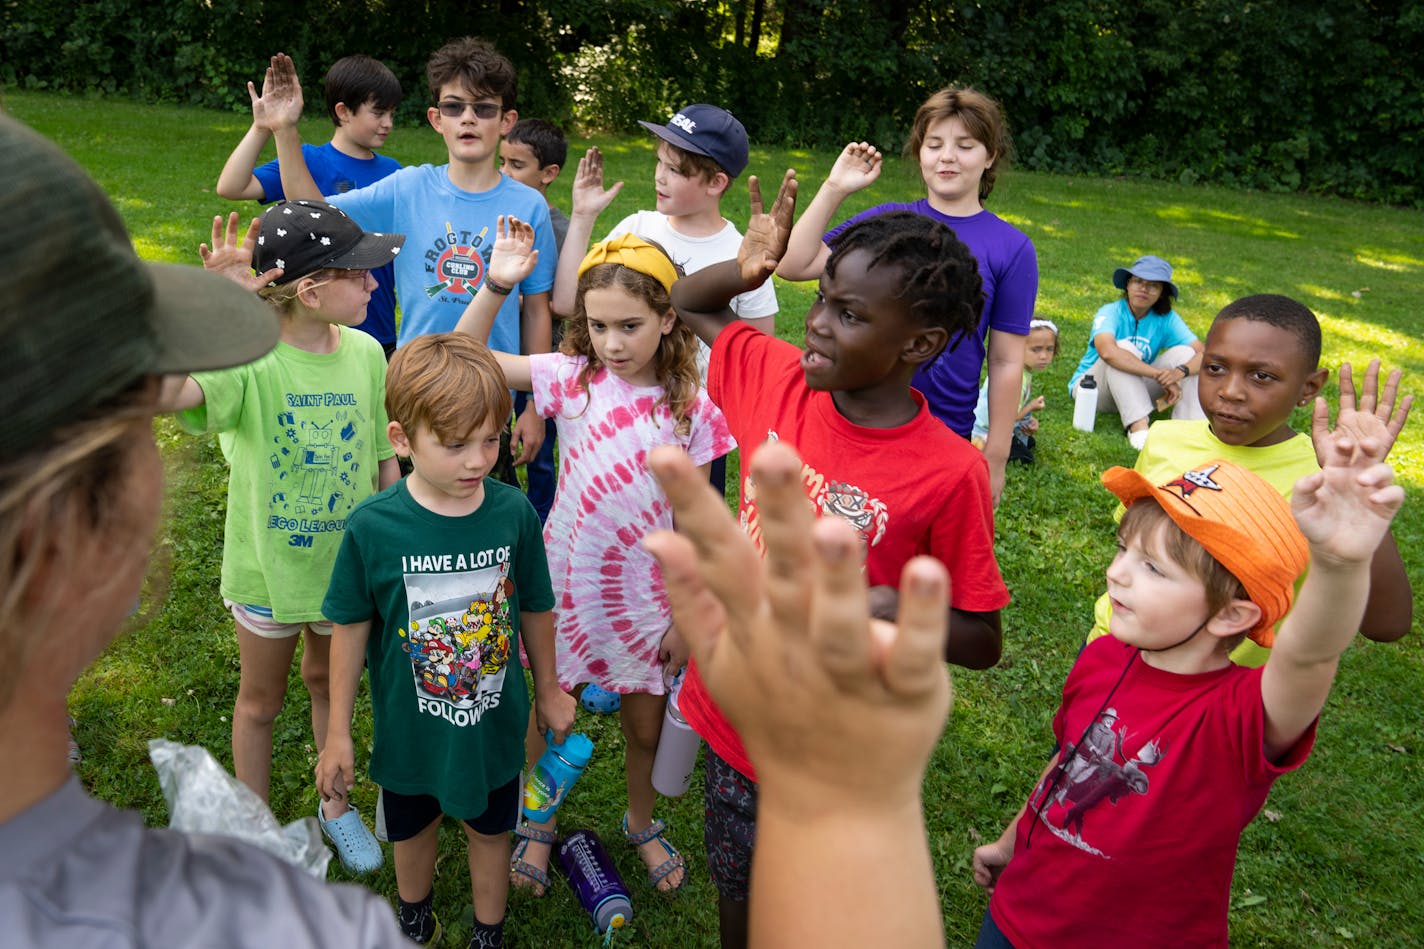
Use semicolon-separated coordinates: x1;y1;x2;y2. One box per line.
329;166;557;352
1067;298;1197;394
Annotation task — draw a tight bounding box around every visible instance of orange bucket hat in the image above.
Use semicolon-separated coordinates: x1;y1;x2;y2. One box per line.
1102;460;1309;647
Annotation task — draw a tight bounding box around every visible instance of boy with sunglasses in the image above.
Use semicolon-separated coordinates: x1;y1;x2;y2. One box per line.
257;38;558;473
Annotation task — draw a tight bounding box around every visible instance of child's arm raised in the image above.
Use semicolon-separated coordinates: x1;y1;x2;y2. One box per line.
215;119;273;202
776;142;881;281
160;214;285;413
646;439;949;949
1313;360;1414;642
452;216;538;392
1261;423;1404;761
253;54;323;203
550;147;624;317
672;170;797;348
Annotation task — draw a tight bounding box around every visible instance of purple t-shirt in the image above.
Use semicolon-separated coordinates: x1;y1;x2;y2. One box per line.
827;200;1038;436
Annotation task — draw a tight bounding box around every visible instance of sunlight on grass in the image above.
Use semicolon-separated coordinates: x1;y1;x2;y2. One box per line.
1318;313;1424;361
1354;251;1422;273
1155;204;1301;240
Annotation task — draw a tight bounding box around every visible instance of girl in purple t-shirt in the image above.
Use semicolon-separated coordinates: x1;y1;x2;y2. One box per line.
777;87;1039;505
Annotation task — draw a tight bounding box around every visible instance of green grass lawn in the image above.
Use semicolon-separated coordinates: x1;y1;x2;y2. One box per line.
9;90;1422;947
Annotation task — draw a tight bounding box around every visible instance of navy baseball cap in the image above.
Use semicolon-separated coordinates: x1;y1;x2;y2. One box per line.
638;104;749;178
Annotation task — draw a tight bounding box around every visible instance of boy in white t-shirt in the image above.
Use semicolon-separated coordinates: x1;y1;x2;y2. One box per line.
549;105;778;495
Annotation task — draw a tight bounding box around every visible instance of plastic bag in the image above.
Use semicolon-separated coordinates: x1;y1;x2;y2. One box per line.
148;738;332;879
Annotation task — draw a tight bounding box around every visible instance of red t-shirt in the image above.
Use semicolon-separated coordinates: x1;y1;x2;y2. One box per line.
990;637;1316;948
680;323;1010;779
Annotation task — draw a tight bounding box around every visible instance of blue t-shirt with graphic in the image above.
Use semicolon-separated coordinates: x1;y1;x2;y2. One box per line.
328;166;557;352
1068;298;1197;393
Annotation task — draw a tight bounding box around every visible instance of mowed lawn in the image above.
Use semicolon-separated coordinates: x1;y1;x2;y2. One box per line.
8;89;1422;947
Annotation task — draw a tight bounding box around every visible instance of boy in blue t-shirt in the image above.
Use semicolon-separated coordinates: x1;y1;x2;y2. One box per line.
318;333;575;948
216;54;404;352
256;39;558;472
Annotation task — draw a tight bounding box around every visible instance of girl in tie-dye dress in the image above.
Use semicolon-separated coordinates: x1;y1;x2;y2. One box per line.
454;220;731;895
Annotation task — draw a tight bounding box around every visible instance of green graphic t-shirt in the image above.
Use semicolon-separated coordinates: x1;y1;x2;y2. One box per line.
323;479;553;819
178;328;394;622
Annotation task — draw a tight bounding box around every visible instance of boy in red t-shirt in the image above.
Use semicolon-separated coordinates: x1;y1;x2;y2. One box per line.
670;171;1010;948
971;440;1402;947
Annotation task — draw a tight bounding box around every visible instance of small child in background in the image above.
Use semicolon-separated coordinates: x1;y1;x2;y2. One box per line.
216;54;404;353
454;218;733;896
973;318;1057;464
317;333;575;947
163;203;403;873
498;117;571;523
499;118;570;252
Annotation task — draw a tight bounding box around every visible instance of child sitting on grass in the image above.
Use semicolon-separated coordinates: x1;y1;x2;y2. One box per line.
317;333;575;947
973;317;1058;464
671;171;1010;949
972;434;1404;947
164;202;402;874
1086;295;1413;662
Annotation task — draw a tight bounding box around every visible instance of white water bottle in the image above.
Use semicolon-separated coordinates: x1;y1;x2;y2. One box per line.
1073;376;1098;432
651;671;699;797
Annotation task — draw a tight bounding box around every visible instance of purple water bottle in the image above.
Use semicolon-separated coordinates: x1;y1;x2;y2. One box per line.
558;829;633;935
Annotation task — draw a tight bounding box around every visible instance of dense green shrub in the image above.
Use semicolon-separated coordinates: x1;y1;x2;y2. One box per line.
3;0;1419;204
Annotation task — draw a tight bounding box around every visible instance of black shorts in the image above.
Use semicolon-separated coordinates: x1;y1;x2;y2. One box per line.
703;746;759;901
379;776;520;841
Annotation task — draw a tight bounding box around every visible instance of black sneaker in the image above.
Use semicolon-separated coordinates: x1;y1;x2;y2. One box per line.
397;902;442;946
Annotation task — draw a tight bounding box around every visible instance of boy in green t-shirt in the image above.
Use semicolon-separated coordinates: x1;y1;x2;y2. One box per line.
318;333;576;948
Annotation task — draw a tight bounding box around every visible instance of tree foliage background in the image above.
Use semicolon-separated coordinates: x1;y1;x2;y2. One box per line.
3;0;1421;204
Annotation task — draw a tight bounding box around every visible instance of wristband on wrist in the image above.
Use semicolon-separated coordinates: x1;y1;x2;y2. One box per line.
483;276;514;296
1176;363;1191;377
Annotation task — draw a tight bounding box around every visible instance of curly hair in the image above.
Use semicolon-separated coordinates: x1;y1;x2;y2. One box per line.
560;256;700;436
826;211;985;353
906;86;1013;202
426;36;517;109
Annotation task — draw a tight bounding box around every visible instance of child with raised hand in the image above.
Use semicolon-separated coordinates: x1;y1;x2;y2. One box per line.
672;171;1009;949
973;317;1058;464
971;428;1404;947
1086;295;1413;660
216;54;404;353
318;332;575;948
775;87;1039;505
454;218;733;895
644;439;952;949
163;203;404;874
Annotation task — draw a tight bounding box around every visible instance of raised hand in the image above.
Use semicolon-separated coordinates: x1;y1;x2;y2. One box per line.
1293;415;1404;567
249;52;304;132
825;141;883;195
487;215;539;287
1312;359;1413;465
570;146;624;218
737;169;798;285
199;212;283;290
645;440;951;809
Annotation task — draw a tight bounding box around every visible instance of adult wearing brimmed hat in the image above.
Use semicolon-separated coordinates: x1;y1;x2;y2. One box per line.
1067;254;1205;450
0;114;409;946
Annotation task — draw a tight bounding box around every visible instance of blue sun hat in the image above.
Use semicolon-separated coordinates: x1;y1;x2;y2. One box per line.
1112;255;1179;299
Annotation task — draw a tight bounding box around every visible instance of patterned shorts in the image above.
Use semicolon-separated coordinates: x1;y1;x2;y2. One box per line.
703;746;759;901
226;600;332;640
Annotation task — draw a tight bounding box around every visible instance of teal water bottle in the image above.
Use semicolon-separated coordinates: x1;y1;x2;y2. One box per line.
523;731;593;822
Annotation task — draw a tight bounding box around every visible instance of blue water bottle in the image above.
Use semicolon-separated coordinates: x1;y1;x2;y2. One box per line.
559;829;633;936
523;731;593;822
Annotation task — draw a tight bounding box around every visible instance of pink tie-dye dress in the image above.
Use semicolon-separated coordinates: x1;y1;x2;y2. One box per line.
530;353;733;694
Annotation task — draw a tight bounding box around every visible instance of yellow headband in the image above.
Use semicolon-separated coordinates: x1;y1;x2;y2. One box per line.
577;234;679;294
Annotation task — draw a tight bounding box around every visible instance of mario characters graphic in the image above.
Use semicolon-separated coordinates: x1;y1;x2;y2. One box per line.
397;562;515;715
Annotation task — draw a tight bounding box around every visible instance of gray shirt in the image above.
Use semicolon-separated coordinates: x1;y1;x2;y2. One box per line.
0;777;414;948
